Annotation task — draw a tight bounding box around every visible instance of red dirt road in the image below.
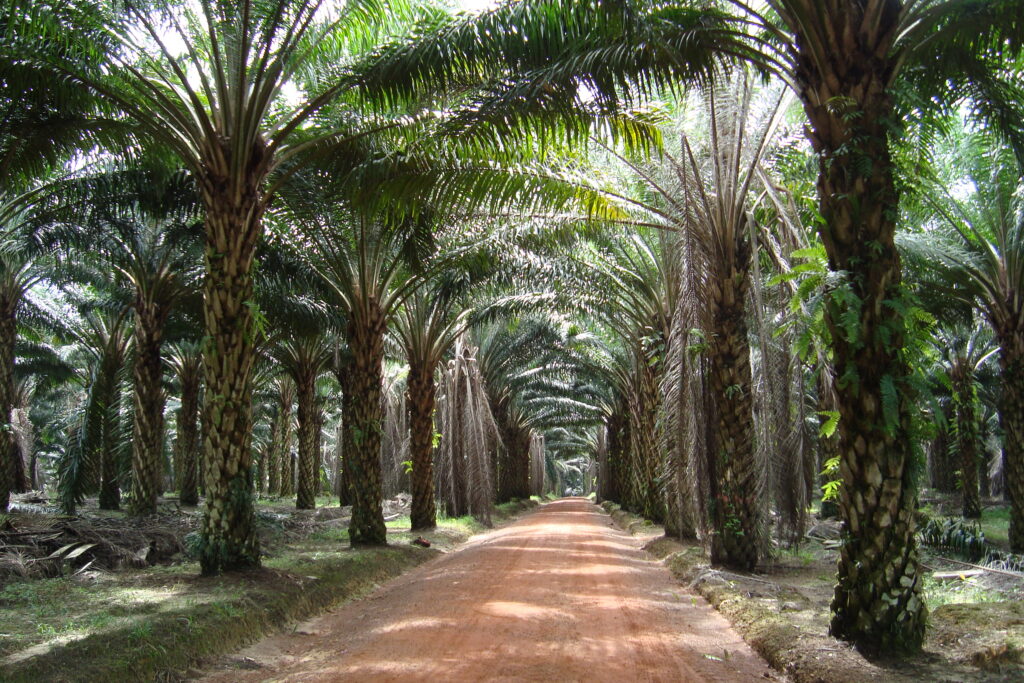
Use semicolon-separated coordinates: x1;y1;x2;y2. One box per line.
200;498;778;682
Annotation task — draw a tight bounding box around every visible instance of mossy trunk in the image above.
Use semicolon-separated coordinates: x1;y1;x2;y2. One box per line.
795;1;926;650
346;300;387;546
407;360;437;530
197;190;262;575
129;301;168;515
603;411;625;504
177;356;201;506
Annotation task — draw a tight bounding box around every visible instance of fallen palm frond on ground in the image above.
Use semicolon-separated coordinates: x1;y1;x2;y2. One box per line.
1;511;191;580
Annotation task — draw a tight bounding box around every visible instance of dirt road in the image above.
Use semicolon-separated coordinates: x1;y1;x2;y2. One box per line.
200;498;778;682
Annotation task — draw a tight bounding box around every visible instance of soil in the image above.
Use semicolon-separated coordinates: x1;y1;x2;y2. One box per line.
197;497;781;682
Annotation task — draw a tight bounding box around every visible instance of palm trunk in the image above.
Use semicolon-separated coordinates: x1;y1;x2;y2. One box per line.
797;5;926;647
495;417;515;503
177;356;201;506
0;291;16;511
979;450;991;498
336;368;354;506
448;384;468;517
998;335;1024;551
346;300;387;545
295;371;318;510
632;358;664;523
604;411;625;503
495;412;530;503
277;381;296;497
619;415;636;511
408;360;437;530
97;354;123;510
267;405;281;496
930;409;958;494
512;428;531;500
129;301;167;515
197;193;262;574
706;298;761;570
951;365;981;518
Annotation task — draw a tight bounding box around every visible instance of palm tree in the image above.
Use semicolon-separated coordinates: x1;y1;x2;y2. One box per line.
0;217;41;510
932;325;998;519
575;233;675;523
270;333;333;509
41;166;202;514
168;342;202;506
269;377;297;499
904;132;1024;547
307;213;427;544
21;0;430;572
57;309;131;513
0;183;84;509
393;290;470;530
436;335;497;524
363;0;1024;650
679;81;788;568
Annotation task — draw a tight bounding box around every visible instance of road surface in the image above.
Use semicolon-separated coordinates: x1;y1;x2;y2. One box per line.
200;498;778;682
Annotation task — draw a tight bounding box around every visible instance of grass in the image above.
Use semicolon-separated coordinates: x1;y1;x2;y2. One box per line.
978;506;1010;548
775;545;817;568
923;574;1004;609
0;545;427;683
0;564;204;660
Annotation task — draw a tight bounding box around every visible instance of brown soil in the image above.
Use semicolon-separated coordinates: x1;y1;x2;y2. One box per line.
197;498;781;682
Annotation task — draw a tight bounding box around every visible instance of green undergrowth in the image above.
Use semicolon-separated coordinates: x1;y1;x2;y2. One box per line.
1;498;540;683
978;506;1011;549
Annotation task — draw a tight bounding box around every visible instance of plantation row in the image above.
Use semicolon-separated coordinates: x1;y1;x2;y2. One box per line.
2;0;1023;657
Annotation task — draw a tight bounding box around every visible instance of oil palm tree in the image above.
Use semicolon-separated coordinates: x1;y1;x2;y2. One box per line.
931;325;998;519
393;289;470;530
41;166;202;514
20;0;433;572
364;0;1024;650
0;215;42;510
904;132;1024;548
676;80;788;568
57;308;131;513
474;320;556;508
269;376;297;499
0;1;132;508
168;342;202;506
299;209;432;544
270;332;334;509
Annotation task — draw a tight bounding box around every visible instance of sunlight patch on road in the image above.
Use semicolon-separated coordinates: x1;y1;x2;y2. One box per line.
478;600;574;621
371;616;451;635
